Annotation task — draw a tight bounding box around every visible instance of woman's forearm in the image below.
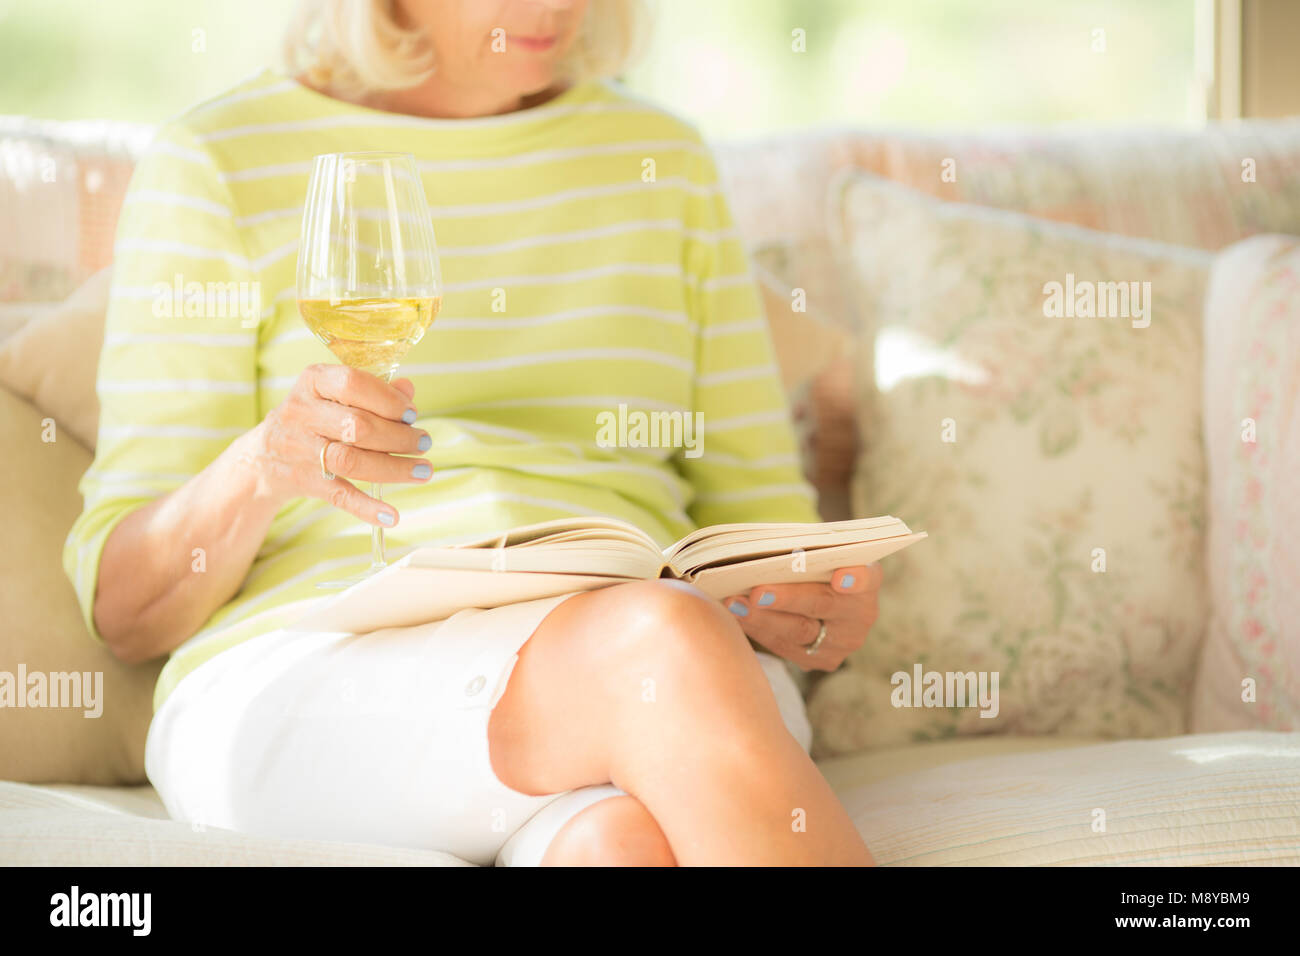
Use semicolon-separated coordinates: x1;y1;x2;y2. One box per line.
93;424;285;663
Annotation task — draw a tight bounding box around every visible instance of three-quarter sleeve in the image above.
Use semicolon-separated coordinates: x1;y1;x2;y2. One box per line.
63;121;260;643
677;144;820;527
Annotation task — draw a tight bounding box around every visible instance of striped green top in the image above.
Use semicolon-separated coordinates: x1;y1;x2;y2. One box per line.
63;69;818;711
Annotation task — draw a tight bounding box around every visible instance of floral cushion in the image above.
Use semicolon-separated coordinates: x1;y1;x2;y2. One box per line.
808;170;1214;756
1192;235;1300;733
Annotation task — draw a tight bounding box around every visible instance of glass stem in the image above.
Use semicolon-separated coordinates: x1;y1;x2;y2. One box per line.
369;481;386;570
369;365;397;572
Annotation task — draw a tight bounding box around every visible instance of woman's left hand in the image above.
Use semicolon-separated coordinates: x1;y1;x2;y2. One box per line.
723;565;881;672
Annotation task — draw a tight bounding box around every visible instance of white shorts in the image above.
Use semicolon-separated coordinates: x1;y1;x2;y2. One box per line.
145;591;813;867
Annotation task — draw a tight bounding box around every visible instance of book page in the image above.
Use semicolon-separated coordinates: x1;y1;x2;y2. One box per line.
686;533;927;599
666;514;903;557
668;516;912;574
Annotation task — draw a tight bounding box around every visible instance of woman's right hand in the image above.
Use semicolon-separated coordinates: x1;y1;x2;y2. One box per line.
247;363;433;526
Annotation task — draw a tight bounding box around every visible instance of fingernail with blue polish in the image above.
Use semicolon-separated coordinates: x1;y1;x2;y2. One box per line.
417;434;432;451
378;511;395;526
402;408;417;424
728;601;748;617
757;592;775;606
841;574;856;588
412;463;431;479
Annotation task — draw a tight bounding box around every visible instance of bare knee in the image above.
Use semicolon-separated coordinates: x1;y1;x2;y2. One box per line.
541;795;676;867
601;579;752;672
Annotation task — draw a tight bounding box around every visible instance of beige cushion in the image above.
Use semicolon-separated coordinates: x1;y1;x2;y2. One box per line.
0;384;162;784
754;263;850;395
752;243;859;520
1192;235;1300;733
811;170;1213;755
0;302;59;346
0;267;110;450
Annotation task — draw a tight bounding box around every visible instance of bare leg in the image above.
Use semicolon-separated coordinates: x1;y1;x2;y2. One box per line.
488;579;873;866
540;794;676;866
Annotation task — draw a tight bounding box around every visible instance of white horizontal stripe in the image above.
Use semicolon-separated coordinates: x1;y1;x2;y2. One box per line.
685;226;740;242
231;176;718;227
115;238;250;271
251;239;299;273
265;305;688;343
700;273;754;292
434;304;689;331
446;262;680;292
108;287;270;321
218;138;707;182
188;78;297;117
443;419;583;453
263;326;313;347
701;317;766;338
99;424;245;440
697;363;779;387
437;395;688;415
85;470;195;484
148;140;209;165
691;451;800;470
220;161;308;183
234;206;303;229
258;346;696;389
85;485;170;503
432;176;717;218
524;461;689;502
418;140;709;173
707;410;791;431
104;331;256;347
401;347;692;376
258;377;299;390
695;484;815;504
123;189;229;217
259;259;679;295
99;379;255;394
440;220;686;258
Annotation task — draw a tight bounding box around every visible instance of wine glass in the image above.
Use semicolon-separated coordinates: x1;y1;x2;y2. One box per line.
296;151;442;589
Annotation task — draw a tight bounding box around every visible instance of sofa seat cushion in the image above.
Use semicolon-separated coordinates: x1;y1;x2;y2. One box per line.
4;732;1294;866
843;730;1300;866
0;781;472;866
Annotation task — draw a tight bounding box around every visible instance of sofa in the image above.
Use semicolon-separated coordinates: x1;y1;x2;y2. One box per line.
2;110;1299;865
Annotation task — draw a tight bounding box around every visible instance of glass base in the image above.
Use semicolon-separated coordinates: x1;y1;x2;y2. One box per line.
315;563;387;590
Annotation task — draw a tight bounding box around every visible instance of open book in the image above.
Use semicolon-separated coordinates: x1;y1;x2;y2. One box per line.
289;515;927;635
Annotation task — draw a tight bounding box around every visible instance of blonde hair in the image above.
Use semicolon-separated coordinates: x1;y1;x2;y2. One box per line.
284;0;647;98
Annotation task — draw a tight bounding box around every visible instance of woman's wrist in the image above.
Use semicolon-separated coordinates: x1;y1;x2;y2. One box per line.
229;421;294;512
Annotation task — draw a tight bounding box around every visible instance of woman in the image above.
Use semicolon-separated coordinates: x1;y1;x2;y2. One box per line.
65;0;881;866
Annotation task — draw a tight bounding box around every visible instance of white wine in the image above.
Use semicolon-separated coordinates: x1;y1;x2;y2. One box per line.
298;296;441;379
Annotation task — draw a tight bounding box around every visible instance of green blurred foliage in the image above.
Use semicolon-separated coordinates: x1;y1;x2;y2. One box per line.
0;0;1199;133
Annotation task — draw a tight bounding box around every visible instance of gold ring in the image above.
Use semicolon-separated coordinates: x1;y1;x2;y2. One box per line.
805;619;828;655
319;439;336;481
